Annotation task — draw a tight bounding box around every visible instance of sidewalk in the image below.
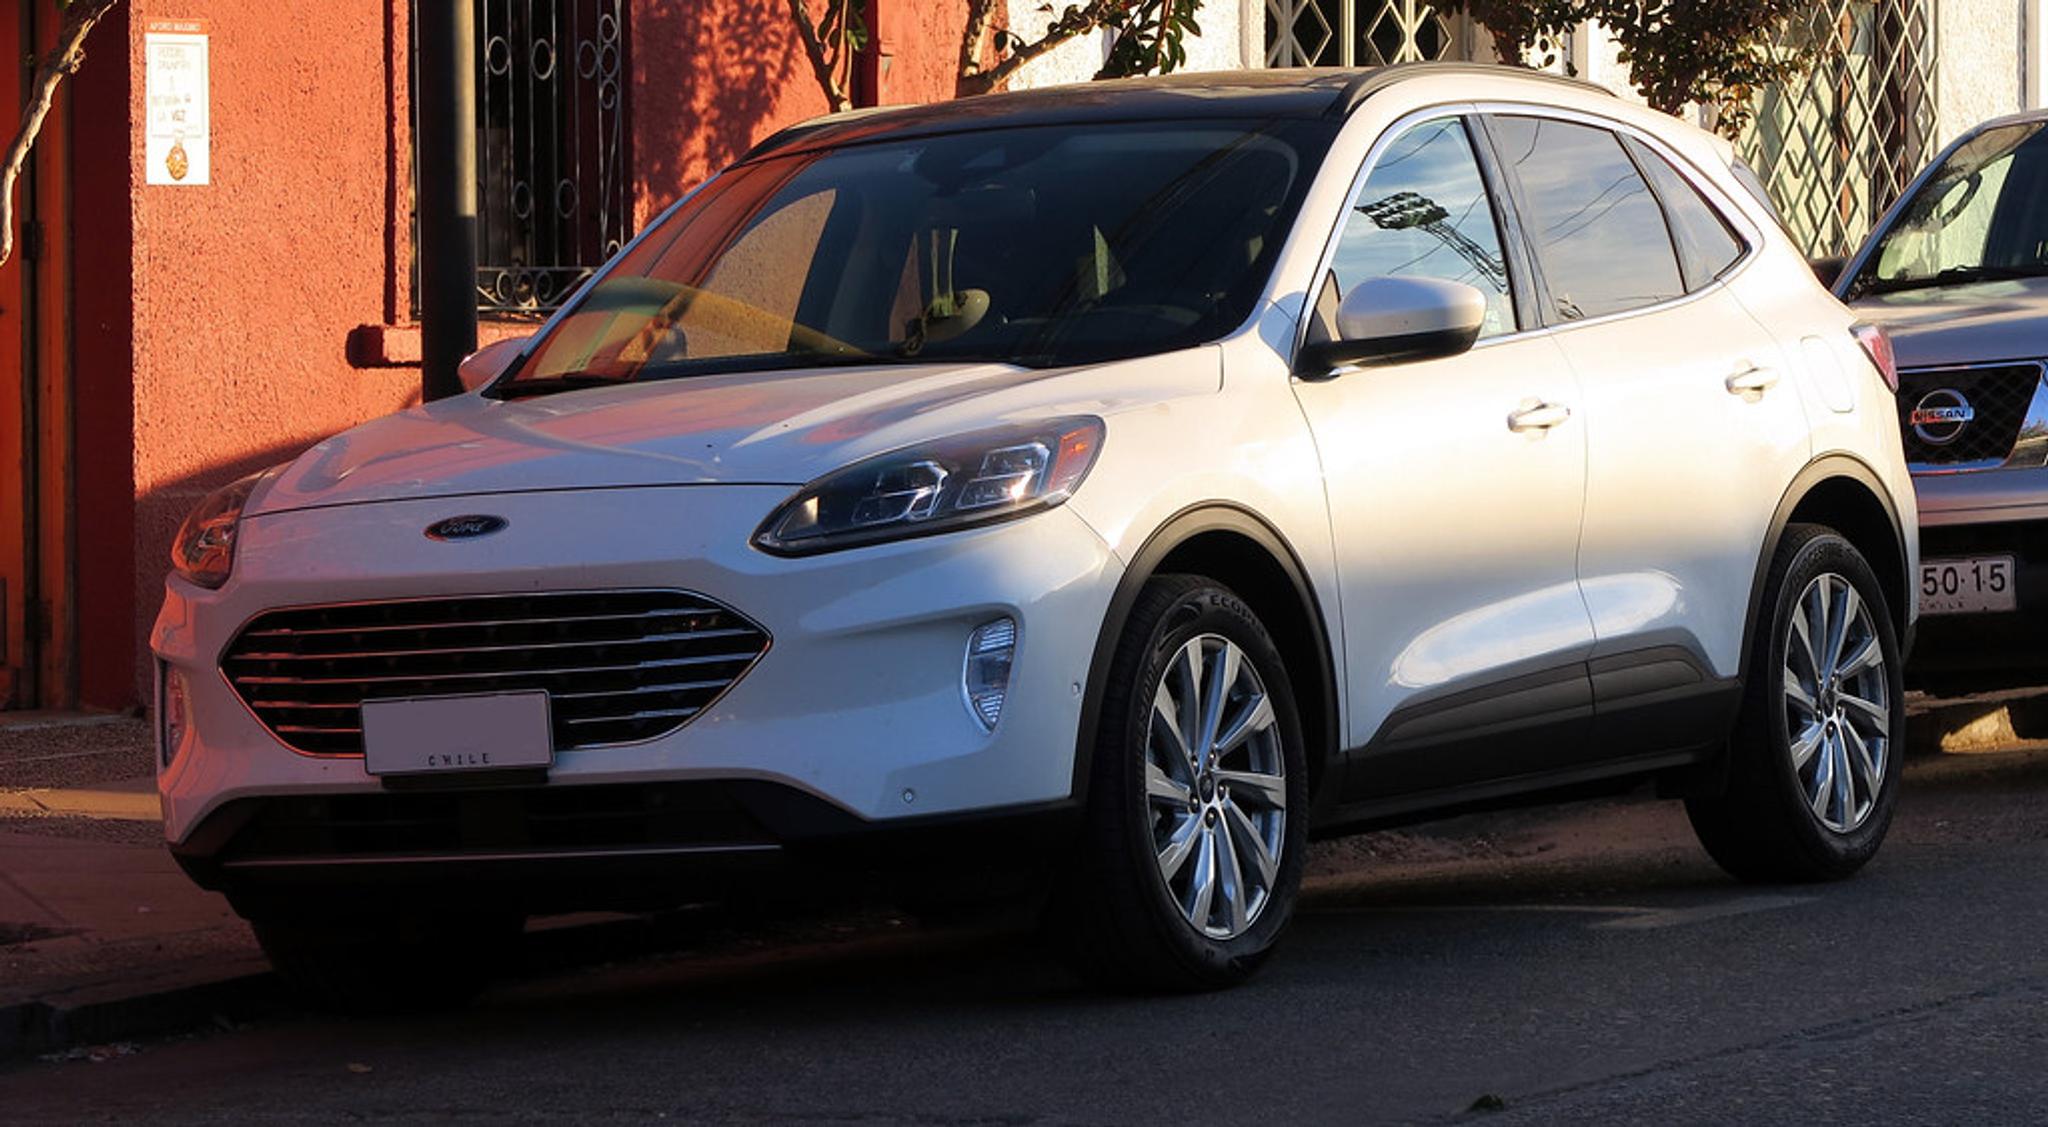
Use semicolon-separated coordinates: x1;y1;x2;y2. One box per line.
0;716;270;1059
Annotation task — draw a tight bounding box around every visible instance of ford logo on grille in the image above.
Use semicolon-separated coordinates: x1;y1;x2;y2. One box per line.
1909;388;1975;445
425;514;509;541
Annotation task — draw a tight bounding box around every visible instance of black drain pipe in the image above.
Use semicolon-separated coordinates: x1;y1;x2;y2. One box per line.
414;0;477;401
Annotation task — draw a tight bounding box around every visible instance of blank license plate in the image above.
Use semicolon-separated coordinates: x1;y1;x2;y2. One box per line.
1919;556;2017;616
361;691;553;776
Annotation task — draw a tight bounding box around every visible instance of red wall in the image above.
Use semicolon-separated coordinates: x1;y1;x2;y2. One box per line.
631;0;972;225
93;0;978;707
113;0;421;705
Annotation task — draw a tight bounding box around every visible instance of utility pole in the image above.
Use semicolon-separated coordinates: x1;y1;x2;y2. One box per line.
415;0;477;401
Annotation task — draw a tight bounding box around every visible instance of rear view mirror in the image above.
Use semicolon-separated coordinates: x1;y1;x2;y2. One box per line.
457;336;533;393
1810;255;1849;289
1297;276;1486;375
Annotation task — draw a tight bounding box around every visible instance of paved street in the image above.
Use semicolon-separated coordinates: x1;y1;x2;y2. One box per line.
2;732;2046;1124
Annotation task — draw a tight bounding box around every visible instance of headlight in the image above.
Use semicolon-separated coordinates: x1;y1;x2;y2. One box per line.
170;471;267;589
753;417;1105;555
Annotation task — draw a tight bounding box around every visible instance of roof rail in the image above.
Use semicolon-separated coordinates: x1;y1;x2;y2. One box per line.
735;103;910;165
1330;61;1616;117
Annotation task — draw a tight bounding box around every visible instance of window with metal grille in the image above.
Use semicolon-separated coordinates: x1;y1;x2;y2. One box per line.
1738;0;1936;257
1266;0;1469;66
416;0;631;318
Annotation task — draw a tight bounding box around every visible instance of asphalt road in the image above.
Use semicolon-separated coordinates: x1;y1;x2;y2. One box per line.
6;741;2048;1125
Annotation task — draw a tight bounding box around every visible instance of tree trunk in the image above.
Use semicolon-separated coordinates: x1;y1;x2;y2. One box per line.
1;0;125;269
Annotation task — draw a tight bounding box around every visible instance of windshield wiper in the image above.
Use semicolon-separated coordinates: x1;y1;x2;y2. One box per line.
1858;263;2048;296
490;372;633;400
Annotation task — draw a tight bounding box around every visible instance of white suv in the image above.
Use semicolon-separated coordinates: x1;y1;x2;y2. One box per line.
157;64;1917;1005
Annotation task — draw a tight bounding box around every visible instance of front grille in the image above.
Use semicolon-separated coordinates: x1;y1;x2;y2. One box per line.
1896;363;2044;466
221;590;770;755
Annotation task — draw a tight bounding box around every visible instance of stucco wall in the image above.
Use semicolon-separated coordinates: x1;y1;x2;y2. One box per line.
1939;0;2025;146
122;0;422;704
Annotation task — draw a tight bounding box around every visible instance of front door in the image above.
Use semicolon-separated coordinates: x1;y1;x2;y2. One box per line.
1290;115;1596;801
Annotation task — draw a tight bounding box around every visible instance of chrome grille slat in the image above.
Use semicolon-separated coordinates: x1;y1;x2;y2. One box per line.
226;626;758;663
238;606;727;640
222;590;769;756
550;680;730;701
562;707;701;725
230;651;762;687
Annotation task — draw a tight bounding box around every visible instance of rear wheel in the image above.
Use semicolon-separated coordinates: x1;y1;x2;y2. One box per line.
1688;525;1904;882
1058;575;1308;991
251;908;525;1014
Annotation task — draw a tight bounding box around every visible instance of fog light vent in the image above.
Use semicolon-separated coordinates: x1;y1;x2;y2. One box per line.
160;664;189;769
963;617;1017;731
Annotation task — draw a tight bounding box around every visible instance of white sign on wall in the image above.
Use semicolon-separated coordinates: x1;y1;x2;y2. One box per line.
144;18;210;186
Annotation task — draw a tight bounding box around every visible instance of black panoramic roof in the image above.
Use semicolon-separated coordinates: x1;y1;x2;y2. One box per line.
737;63;1611;164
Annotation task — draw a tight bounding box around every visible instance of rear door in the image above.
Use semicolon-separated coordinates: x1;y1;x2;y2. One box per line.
1481;112;1810;756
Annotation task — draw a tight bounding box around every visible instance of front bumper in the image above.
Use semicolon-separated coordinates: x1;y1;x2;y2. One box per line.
1908;468;2048;688
154;485;1122;874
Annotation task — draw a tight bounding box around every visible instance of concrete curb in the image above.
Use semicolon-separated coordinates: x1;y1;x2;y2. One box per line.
0;958;280;1062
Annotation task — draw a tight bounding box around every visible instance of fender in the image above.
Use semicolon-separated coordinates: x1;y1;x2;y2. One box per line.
1070;503;1343;815
1740;452;1912;685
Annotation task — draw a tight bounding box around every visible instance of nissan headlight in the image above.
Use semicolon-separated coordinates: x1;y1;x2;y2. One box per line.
170;471;268;589
754;418;1105;555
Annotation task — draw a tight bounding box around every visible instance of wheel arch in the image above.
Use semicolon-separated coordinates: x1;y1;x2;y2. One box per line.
1743;455;1912;682
1074;504;1342;810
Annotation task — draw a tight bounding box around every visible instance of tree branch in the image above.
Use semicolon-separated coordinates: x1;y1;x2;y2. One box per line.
2;0;123;269
958;0;1127;98
784;0;852;113
957;0;1000;85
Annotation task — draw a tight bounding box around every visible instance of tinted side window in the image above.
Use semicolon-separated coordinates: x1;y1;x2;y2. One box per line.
1332;118;1516;338
1489;116;1684;321
1625;137;1746;290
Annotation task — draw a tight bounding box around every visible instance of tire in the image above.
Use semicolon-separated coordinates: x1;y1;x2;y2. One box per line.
252;908;525;1014
1687;524;1905;882
1057;575;1310;991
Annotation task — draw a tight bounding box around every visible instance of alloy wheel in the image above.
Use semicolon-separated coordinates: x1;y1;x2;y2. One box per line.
1145;633;1287;940
1783;573;1891;834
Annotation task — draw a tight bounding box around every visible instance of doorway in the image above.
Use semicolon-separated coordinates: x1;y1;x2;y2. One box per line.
2;2;34;707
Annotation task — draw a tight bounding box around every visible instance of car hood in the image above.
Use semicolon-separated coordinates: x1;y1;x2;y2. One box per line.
1846;277;2048;370
249;357;1195;517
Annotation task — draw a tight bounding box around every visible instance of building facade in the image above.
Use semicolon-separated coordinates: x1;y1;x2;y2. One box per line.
0;0;2039;713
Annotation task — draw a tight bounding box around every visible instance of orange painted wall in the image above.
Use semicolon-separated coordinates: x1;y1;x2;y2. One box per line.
96;0;978;707
118;0;420;704
631;0;972;224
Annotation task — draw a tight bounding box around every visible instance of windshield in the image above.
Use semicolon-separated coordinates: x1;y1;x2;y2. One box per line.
502;118;1334;394
1849;120;2048;297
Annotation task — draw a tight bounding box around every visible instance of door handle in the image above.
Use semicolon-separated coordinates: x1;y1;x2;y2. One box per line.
1507;401;1572;432
1726;364;1780;394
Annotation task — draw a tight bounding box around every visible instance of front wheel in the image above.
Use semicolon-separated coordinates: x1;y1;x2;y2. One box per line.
1688;525;1905;882
1058;575;1309;991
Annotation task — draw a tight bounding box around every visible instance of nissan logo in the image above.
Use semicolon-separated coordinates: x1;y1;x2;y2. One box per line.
1909;388;1975;445
424;514;509;541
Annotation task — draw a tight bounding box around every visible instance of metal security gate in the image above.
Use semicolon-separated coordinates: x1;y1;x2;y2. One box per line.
448;0;631;316
1267;0;1472;67
1739;0;1938;257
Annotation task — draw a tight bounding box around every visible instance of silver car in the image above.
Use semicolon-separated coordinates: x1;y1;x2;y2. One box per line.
1836;112;2048;691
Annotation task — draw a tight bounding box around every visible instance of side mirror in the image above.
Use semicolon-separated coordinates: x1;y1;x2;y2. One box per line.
457;336;532;393
1810;255;1849;290
1297;276;1486;375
